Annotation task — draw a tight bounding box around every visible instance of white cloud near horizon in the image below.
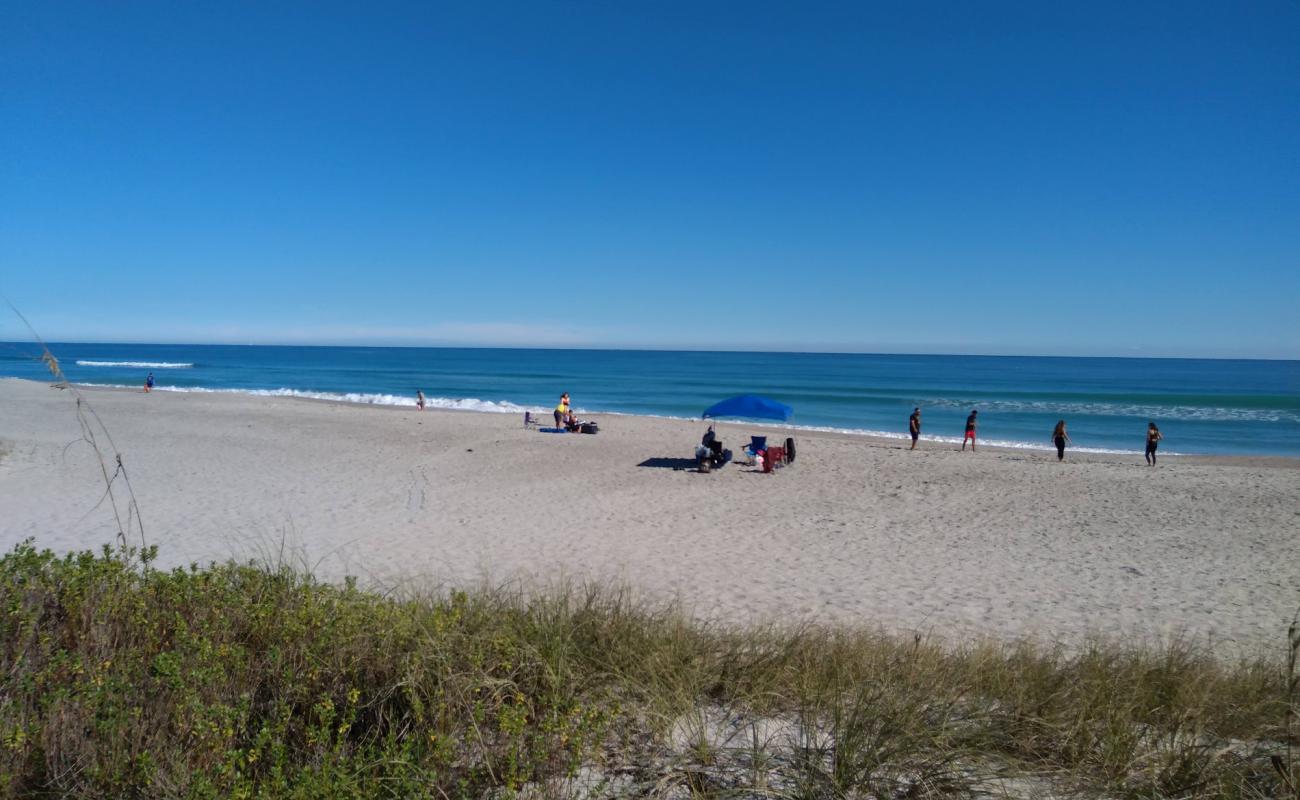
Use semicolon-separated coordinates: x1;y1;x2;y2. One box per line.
0;314;606;348
2;310;1298;359
271;322;603;347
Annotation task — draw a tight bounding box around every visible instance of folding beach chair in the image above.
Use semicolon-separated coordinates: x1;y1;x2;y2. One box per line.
743;435;767;465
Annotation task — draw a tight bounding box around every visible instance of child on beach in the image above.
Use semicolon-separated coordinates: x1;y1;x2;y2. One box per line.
1145;422;1162;466
144;372;154;393
416;390;425;410
1052;420;1070;461
961;410;977;451
909;408;921;450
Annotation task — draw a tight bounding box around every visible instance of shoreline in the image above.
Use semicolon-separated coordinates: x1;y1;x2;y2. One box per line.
30;378;1300;466
3;376;1298;655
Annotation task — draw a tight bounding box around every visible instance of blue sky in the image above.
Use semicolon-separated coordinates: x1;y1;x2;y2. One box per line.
2;2;1297;357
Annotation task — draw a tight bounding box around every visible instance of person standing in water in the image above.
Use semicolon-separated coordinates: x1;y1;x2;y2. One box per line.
1145;422;1163;466
416;390;425;411
1051;420;1070;461
961;409;978;451
908;407;921;450
144;372;155;393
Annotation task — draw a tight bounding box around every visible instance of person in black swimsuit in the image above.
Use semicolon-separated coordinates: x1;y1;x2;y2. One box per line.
1051;420;1070;461
908;408;921;450
1145;422;1162;466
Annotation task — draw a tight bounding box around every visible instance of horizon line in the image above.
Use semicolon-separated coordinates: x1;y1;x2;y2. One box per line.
4;339;1298;363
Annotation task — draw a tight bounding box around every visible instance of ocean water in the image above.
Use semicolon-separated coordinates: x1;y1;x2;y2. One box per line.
2;342;1298;457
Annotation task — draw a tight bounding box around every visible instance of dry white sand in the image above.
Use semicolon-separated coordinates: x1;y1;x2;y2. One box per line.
2;377;1297;655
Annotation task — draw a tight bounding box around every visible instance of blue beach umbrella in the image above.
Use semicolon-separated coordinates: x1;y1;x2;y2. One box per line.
701;394;793;422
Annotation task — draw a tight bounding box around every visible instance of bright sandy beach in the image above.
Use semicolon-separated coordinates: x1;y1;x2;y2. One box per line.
2;377;1297;655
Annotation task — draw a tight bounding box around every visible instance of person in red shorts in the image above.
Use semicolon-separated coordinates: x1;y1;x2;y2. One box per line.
961;409;978;451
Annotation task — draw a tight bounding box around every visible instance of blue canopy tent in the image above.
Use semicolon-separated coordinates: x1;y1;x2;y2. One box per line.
701;394;793;422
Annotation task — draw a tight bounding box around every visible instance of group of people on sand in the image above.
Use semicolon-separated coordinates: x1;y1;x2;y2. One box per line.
554;392;583;431
906;407;981;451
144;371;1169;465
414;389;586;434
907;406;1165;465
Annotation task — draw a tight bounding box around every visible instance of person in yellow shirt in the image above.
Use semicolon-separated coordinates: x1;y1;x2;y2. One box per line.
553;393;569;429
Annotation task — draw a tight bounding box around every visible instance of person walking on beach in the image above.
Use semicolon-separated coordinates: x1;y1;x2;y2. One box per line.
1145;422;1163;466
961;410;978;451
416;390;425;411
1052;420;1070;461
554;393;569;429
144;372;154;393
909;407;921;450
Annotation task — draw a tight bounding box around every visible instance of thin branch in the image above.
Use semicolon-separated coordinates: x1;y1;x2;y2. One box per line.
3;294;147;550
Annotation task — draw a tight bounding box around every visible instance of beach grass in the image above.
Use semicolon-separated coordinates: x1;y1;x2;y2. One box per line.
0;540;1292;799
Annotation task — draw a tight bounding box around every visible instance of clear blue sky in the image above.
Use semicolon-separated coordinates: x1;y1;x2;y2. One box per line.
2;1;1297;357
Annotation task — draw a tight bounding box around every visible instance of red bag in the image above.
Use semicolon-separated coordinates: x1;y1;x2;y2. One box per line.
764;446;784;472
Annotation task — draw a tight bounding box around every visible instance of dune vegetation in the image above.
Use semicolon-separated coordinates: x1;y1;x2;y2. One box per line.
1;541;1296;799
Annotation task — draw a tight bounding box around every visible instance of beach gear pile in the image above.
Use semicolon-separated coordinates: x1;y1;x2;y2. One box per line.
695;428;733;472
526;410;599;434
698;395;796;473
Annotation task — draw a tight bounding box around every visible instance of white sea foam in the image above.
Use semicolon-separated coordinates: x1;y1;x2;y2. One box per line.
72;382;1171;455
924;397;1298;424
592;411;1150;455
76;360;194;369
145;385;530;414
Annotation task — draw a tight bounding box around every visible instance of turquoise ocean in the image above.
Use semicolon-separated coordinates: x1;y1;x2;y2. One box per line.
1;343;1297;457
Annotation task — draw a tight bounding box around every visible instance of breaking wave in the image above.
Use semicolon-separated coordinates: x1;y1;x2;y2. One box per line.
148;385;528;413
76;360;194;369
923;397;1300;424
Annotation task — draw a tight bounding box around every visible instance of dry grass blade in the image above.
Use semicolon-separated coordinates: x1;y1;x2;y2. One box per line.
1275;607;1300;798
3;295;147;550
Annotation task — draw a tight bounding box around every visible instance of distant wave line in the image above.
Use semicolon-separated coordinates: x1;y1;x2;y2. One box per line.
76;360;194;368
921;397;1300;424
153;385;527;413
772;387;1299;410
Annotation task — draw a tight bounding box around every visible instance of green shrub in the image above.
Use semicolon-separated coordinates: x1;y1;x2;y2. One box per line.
0;540;1290;799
